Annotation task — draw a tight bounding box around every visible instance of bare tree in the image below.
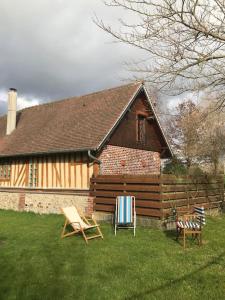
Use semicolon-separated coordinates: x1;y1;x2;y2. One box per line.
96;0;225;109
199;106;225;173
165;100;201;169
165;97;225;173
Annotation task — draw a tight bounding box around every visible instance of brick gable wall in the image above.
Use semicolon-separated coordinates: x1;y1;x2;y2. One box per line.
99;145;160;175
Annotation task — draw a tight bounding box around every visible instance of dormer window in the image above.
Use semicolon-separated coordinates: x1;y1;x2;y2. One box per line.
137;114;146;143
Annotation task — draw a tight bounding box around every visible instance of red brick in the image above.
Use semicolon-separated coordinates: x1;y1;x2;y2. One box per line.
18;193;25;211
99;145;160;175
85;196;94;215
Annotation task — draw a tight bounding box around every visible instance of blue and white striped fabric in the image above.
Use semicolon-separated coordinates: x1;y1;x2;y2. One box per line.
177;220;200;229
177;206;206;229
194;206;206;225
117;196;133;224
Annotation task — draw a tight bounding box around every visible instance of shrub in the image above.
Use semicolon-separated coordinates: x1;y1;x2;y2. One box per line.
162;157;188;176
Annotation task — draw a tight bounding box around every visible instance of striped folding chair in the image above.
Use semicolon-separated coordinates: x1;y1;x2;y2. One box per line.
115;196;136;236
176;206;206;248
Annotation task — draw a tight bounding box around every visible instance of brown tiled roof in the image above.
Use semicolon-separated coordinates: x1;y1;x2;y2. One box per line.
0;82;142;157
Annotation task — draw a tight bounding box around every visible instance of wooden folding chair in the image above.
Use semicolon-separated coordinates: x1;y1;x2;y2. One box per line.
61;206;103;244
115;196;136;236
176;206;206;249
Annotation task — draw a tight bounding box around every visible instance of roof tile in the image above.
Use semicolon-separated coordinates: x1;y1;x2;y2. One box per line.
0;82;142;157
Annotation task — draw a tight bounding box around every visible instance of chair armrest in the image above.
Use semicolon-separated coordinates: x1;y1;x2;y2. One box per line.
178;213;197;222
83;215;99;226
85;215;93;220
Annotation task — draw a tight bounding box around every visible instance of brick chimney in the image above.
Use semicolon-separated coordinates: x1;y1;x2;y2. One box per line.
6;88;17;135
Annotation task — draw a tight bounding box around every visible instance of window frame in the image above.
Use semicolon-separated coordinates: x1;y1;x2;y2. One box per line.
136;113;147;144
0;162;11;180
29;159;38;187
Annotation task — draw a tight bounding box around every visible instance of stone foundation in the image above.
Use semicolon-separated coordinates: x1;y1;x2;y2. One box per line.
0;191;163;228
1;190;221;229
0;189;92;215
93;211;162;228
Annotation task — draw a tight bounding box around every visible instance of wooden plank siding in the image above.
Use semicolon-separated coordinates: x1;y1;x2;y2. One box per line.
90;174;162;218
161;175;224;219
108;91;170;157
0;152;94;189
91;174;224;219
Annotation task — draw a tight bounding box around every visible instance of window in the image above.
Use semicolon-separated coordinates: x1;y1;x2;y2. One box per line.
29;160;38;187
0;163;11;179
137;115;146;143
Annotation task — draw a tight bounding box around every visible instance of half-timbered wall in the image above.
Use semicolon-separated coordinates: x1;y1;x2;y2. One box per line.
0;152;93;189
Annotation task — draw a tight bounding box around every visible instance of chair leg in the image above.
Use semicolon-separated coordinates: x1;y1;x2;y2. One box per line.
134;218;136;237
96;225;104;239
176;226;180;241
134;216;136;237
199;232;202;246
183;230;186;249
61;219;68;238
92;217;104;239
61;219;78;238
81;229;89;244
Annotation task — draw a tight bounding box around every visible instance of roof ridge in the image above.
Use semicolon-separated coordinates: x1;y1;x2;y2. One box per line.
75;81;142;100
0;81;143;118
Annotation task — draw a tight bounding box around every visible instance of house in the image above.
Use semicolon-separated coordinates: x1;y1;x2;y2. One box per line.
0;82;172;214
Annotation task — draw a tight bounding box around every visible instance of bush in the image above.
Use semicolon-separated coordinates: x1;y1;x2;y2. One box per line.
162;157;188;176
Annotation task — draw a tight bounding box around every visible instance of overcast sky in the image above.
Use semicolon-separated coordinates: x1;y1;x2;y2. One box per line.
0;0;184;116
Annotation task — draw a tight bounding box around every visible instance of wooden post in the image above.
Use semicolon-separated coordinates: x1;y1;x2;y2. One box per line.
159;174;163;220
93;162;100;177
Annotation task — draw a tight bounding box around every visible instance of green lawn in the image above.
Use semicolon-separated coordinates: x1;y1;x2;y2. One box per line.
0;210;225;300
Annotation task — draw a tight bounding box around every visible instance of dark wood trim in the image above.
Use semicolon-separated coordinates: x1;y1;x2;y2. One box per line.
0;187;90;195
87;162;90;186
58;156;62;187
18;165;27;187
80;152;83;188
63;154;66;187
13;160;18;186
46;156;48;188
41;157;44;187
0;178;10;182
24;160;29;186
93;162;100;177
14;163;25;186
74;155;76;187
53;158;61;187
36;158;39;187
136;110;148;117
68;154;71;188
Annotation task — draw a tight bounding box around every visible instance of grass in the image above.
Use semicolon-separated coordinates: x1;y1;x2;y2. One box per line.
0;210;225;300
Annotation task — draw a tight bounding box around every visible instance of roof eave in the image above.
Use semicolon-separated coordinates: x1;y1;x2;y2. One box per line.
142;86;173;158
95;82;173;158
96;82;143;151
0;147;94;159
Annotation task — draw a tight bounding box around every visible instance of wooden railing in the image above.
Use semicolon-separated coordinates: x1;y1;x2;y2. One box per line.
90;174;224;219
90;175;162;217
161;175;224;219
